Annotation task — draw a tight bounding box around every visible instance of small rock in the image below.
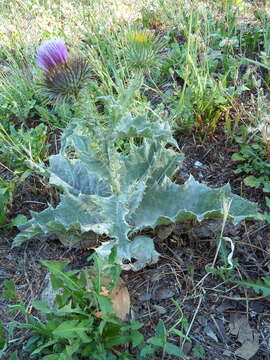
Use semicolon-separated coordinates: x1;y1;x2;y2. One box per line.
138;293;152;302
153;286;176;300
183;342;192;355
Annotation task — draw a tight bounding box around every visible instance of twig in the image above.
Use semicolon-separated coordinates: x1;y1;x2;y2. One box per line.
180;294;203;352
218;294;270;301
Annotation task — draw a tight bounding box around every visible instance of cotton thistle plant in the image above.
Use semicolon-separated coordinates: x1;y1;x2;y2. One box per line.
36;38;91;103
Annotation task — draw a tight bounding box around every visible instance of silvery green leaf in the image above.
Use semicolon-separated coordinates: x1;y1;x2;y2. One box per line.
49;154;111;196
95;236;160;271
119;141;183;189
132;176;259;230
125;181;146;217
69;134;111;181
12;194;109;248
115;113;176;145
96;194;132;258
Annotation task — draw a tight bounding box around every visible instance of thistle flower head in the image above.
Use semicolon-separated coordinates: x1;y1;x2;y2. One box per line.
36;39;92;103
36;38;69;71
127;31;155;47
124;29;160;70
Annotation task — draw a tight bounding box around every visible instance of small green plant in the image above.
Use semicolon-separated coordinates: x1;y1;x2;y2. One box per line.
35;102;73;130
140;319;187;359
206;235;238;281
232;131;270;193
161;35;244;133
192;343;206;359
235;276;270;296
0;123;50;174
0;56;40;124
1;249;191;359
0;177;15;226
2;249;140;359
0;177;27;229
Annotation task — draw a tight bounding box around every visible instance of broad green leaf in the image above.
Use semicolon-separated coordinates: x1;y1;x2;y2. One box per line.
147;337;164;347
140;345;155;357
115;114;176;145
155;320;166;341
96;294;114;315
30;340;57;356
32;301;53;314
165;342;184;356
124;321;144;331
41;261;82;292
56;302;90;317
131;330;144;347
12;195;106;248
105;334;131;347
97;194;130;254
120;141;183;189
95;236;160;271
41;260;70;272
52;320;88;339
244;176;263;188
10;215;27;227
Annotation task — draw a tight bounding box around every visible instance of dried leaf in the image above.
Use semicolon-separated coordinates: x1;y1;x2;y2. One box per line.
229;312;243;336
92;274;130;320
229;313;260;360
205;323;219;342
234;333;260;360
94;311;103;318
111;282;130;320
100;286;110;297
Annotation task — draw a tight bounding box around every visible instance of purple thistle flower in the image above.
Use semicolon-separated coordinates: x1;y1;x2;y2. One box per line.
36;38;69;71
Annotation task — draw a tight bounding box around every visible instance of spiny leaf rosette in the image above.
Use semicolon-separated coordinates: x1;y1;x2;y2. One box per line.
124;29;160;69
36;38;91;103
12;92;259;271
